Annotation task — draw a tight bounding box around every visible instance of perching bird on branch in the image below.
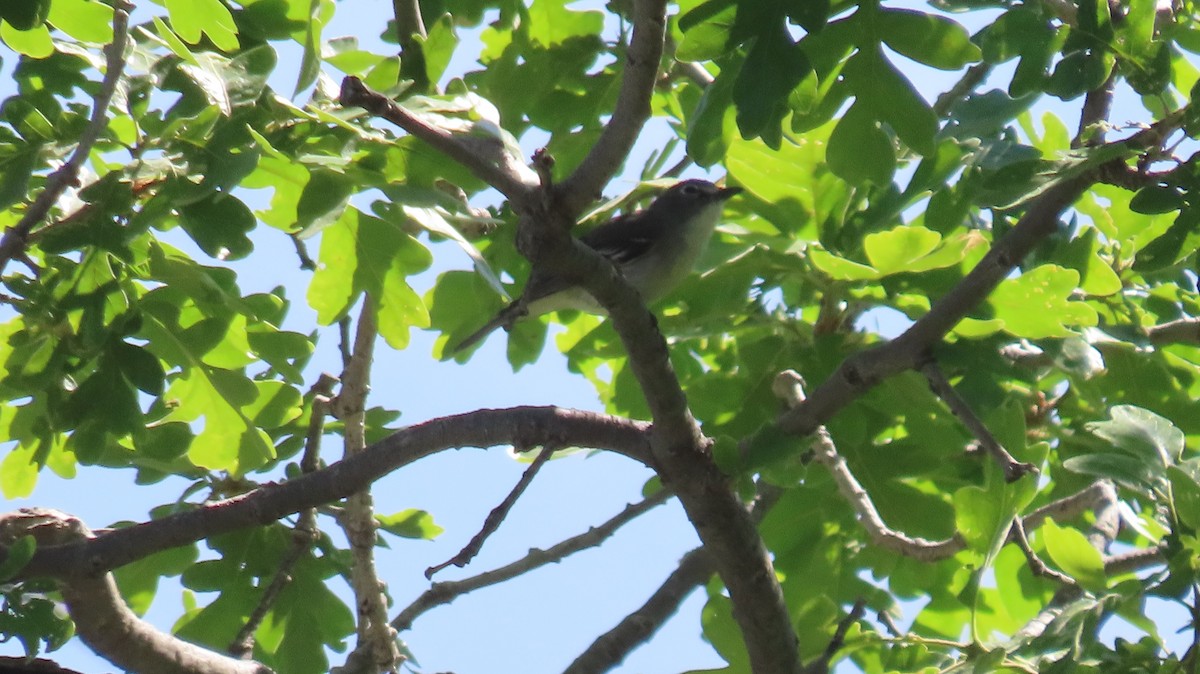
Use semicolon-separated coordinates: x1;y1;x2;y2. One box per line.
452;179;742;354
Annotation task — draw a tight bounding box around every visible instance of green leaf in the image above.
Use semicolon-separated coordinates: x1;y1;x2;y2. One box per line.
1057;228;1122;297
296;170;353;236
845;46;937;155
307;208;432;348
243;380;302;429
733;25;810;145
133;422;194;462
987;265;1099;338
1129;185;1185;214
0;0;50;31
1168;464;1200;531
677;0;737;62
0;20;52;57
47;0;112;42
0;445;39;498
878;9;981;70
827;102;894;185
527;0;603;47
0;535;35;581
1133;207;1200;273
864;226;941;276
113;341;166;396
1063;453;1163;491
165;0;240;51
687;59;738;166
1085;405;1183;466
1041;520;1107;591
377;509;444;539
809;248;879;281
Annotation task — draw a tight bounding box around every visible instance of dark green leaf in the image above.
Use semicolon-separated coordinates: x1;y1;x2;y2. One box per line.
113;341;166;395
0;0;51;30
1129;185;1184;214
827;102;895;185
732;25;810;145
844;46;937;154
878;9;981;71
179;193;256;261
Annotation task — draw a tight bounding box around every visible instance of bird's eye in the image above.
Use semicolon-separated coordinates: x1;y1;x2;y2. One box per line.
681;183;703;197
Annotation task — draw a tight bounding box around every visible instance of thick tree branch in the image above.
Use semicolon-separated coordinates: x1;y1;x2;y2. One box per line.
779;105;1186;440
8;407;653;580
555;0;668;215
778;175;1093;438
0;509;271;674
1147;317;1200;345
516;176;800;673
393;490;672;632
0;1;132;276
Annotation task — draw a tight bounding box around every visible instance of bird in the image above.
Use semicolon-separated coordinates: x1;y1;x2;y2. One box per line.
451;179;743;354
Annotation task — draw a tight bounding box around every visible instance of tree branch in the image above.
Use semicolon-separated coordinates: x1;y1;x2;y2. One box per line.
0;509;271;674
426;445;556;578
555;0;668;214
920;361;1036;482
779;175;1093;438
562;547;715;674
338;77;537;201
393;490;672;632
229;376;338;658
332;302;402;672
0;0;132;276
1147;317;1200;346
9;407;654;579
392;0;428;89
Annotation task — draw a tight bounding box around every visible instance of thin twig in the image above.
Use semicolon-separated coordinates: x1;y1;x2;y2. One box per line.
920;361;1036;483
393;490;672;631
391;0;428;89
774;371;965;562
1010;518;1076;585
562;479;780;674
426;444;557;578
228;376;337;658
339;76;535;200
802;598;868;674
1021;480;1115;532
334;302;402;673
932;63;991;118
290;233;317;271
562;547;715;674
0;0;133;276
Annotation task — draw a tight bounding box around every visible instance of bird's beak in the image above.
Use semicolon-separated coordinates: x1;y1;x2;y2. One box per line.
717;186;743;200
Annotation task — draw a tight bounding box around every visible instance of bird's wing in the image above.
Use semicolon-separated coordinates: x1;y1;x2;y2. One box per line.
580;212;658;265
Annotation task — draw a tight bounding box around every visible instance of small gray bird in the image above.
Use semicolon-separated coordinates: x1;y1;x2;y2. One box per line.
452;179;742;354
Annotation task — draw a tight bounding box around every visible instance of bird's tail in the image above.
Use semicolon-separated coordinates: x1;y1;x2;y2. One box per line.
449;302;527;354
